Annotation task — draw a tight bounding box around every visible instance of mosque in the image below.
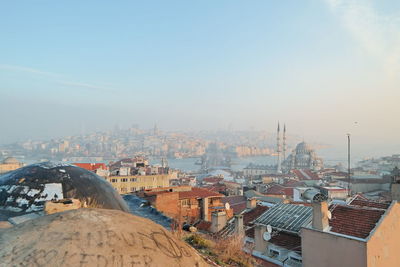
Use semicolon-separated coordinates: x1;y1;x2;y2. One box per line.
244;123;323;176
277;123;323;173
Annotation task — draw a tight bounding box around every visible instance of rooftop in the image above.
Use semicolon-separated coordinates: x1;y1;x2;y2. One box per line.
329;204;386;239
269;232;302;253
178;187;223;199
265;184;294;197
244;190;284;204
254;203;312;233
73;162;107;171
349;195;390;210
222;195;247;214
243;205;270;225
202;177;224;184
292;169;320;180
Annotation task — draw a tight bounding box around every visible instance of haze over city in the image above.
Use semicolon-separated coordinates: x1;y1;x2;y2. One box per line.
1;0;400;159
2;2;400;266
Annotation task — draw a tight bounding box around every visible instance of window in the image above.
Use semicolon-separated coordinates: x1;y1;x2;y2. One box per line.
121;187;127;192
121;178;128;182
181;199;189;207
131;187;136;192
130;178;137;182
111;179;117;183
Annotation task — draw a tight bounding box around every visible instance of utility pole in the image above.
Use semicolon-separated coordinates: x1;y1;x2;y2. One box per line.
347;134;351;197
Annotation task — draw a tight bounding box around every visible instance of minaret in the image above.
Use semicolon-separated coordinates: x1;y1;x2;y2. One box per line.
283;124;287;162
277;122;282;173
153;123;159;136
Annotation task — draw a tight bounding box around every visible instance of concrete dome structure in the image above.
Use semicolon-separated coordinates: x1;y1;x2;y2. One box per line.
0;162;129;221
0;208;207;266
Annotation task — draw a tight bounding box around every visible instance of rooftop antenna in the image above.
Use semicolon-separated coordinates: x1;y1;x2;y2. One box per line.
347;133;351;197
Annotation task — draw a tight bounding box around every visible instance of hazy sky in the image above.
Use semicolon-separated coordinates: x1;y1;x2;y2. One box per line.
1;1;399;158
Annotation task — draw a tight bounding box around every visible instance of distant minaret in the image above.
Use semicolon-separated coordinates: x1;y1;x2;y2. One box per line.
283;124;287;162
153;123;159;136
277;122;282;173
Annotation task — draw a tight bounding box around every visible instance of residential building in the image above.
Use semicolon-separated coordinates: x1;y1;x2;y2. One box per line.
302;198;399;267
72;162;109;177
138;186;233;224
249;196;400;267
106;157;176;194
243;163;276;177
106;174;173;194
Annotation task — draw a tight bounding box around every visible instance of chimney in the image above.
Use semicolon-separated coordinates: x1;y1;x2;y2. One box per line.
210;211;227;233
234;214;244;236
246;198;257;209
312;201;329;231
202;197;209;221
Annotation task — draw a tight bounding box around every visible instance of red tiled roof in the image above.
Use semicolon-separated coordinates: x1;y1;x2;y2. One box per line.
222;196;247;214
204;184;227;193
265;185;293;197
330;205;386;239
243;205;269;225
222;195;246;205
292;169;320;180
349;196;390;210
303;169;320;180
73;163;107;171
179;187;223;199
224;181;241;186
231;202;247;214
283;179;305;187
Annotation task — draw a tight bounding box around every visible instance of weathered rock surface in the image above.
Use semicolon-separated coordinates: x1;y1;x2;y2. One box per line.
0;208;208;267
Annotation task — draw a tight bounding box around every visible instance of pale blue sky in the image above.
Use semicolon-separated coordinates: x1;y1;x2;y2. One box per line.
1;0;399;158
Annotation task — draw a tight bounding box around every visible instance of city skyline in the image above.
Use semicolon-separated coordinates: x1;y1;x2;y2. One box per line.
1;0;399;157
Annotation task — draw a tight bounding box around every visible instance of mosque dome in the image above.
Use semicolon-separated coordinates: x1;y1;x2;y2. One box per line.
2;157;19;164
282;141;323;171
0;161;129;220
295;142;312;153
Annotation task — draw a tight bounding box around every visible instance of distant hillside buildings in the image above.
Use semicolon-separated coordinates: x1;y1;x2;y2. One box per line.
73;156;176;194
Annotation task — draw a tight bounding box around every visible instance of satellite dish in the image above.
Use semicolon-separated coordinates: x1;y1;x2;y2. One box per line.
263;232;271;241
326;211;332;220
225;203;230;210
266;225;272;233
